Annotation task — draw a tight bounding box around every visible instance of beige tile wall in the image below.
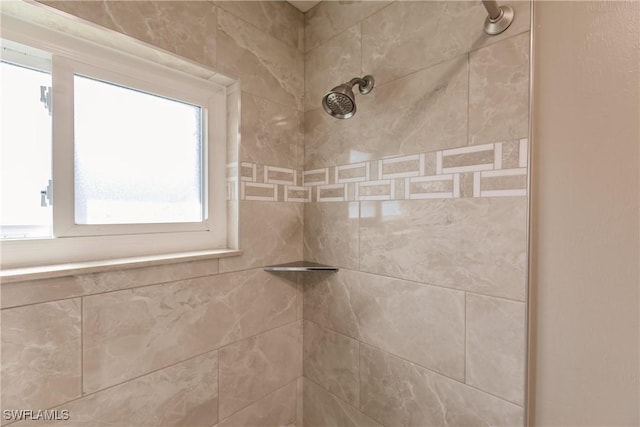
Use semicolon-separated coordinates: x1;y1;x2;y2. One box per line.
3;1;531;426
2;1;305;426
302;1;531;426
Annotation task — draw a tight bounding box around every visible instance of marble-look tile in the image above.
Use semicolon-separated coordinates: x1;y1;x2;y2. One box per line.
227;82;241;160
1;259;219;309
217;9;303;110
303;202;359;270
303;321;359;406
460;172;475;198
481;171;528;192
501;139;522;169
218;381;296;427
304;24;361;112
1;300;81;417
304;108;357;168
296;377;303;427
17;351;218;427
227;200;240;250
218;321;302;419
466;294;526;405
296;273;304;320
240;92;303;169
83;268;297;393
305;56;468;169
304;269;465;380
303;378;382;427
360;344;524;427
469;32;530;145
214;1;302;50
41;1;217;68
362;1;531;84
304;0;392;53
303;271;359;339
443;149;494;169
359;198;528;300
220;201;303;273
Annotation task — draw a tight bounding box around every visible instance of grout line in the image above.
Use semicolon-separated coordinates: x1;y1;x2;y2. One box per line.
464;381;526;408
294;374;298;427
360;22;363;76
467;51;472;146
218;376;300;423
357;339;362;410
303;318;357;343
357;201;361;272
330;266;527;305
1;262;299;311
1;271;221;311
2;259;526;312
216;319;303;354
302;0;396;55
302;375;376;422
4;313;300;418
216;346;220;425
468;28;531;54
214;4;300;55
218;321;303;420
357;336;525;409
33;347;222;415
214;6;219;70
238;88;306;117
301;318;306;377
301;15;307;172
302;314;523;409
304;298;527;408
305;27;531;116
59;319;304;417
463;292;467;383
80;297;84;396
240;86;305;114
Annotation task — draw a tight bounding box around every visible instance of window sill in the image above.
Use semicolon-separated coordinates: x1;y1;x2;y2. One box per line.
0;249;242;284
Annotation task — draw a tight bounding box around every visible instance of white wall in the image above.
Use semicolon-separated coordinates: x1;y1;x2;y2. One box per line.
530;1;639;425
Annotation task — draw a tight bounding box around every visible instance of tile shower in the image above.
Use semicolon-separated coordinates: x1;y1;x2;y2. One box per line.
0;1;530;426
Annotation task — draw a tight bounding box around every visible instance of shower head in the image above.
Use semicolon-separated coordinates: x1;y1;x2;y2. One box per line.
322;75;374;119
323;86;356;119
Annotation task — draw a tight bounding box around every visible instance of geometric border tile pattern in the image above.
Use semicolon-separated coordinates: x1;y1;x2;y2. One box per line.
230;139;528;203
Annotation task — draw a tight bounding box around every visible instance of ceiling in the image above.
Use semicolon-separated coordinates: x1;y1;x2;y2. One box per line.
287;1;321;13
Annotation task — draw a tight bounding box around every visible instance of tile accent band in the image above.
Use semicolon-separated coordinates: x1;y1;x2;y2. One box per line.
229;138;528;203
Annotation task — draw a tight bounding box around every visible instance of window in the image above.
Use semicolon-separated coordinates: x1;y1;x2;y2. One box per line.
73;75;203;226
0;17;232;269
1;53;53;240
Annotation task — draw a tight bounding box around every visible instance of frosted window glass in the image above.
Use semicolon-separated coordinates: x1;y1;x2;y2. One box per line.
0;61;53;239
74;75;203;225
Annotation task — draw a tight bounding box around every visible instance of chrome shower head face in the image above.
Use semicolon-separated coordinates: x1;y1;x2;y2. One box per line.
322;84;356;119
322;75;374;119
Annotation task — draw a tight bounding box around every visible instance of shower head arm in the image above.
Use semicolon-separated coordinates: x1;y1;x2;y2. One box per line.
347;77;367;87
346;75;375;95
481;0;514;35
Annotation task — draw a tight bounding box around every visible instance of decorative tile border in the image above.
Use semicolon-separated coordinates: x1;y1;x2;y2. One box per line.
231;139;528;203
232;162;307;202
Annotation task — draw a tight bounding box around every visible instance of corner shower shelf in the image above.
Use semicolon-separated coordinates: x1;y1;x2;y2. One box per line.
263;261;339;272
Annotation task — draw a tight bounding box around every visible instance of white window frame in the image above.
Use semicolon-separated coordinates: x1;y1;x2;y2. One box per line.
0;15;230;269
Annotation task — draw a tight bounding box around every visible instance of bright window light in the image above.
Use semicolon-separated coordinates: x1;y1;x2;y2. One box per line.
0;27;231;268
73;75;203;225
0;60;53;239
